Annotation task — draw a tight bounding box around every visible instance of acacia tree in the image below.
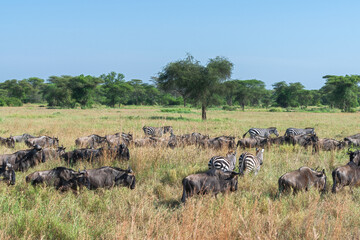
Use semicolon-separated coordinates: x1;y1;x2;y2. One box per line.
322;75;360;112
157;55;233;120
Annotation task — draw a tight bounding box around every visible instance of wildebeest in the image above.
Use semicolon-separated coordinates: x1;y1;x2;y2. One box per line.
287;134;318;148
25;136;59;148
26;167;90;191
62;144;129;164
313;138;347;152
0;136;15;148
75;134;106;149
278;167;326;196
10;133;36;143
332;149;360;193
42;147;66;162
198;136;236;150
0;145;44;171
236;137;268;149
85;166;136;190
344;133;360;147
0;161;15;185
181;169;240;203
105;132;133;147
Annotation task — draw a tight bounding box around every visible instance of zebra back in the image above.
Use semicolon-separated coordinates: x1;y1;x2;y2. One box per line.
285;128;315;136
239;149;263;175
208;152;236;172
246;128;277;138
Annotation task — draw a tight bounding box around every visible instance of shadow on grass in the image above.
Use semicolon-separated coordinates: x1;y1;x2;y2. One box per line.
156;198;183;209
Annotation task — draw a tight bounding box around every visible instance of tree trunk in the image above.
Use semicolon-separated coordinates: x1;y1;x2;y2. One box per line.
183;98;186;107
202;104;207;120
241;103;245;111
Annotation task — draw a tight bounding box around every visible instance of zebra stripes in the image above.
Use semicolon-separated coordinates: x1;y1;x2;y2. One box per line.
285;128;315;137
208;152;237;172
238;148;264;175
142;126;173;137
243;127;279;139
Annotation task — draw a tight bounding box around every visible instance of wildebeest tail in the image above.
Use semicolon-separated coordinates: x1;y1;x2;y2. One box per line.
181;178;191;203
10;169;16;185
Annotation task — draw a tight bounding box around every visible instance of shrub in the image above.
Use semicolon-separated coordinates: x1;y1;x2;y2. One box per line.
269;107;283;112
222;105;238;111
5;97;23;107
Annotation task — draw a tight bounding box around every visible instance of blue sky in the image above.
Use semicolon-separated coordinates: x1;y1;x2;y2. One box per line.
1;0;359;89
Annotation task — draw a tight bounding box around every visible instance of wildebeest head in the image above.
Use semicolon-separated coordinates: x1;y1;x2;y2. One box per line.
57;146;66;155
163;126;173;134
0;161;15;185
115;168;136;189
313;168;327;192
74;169;90;189
348;149;360;165
224;171;240;192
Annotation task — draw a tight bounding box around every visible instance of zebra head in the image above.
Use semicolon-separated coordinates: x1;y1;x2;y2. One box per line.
269;127;279;137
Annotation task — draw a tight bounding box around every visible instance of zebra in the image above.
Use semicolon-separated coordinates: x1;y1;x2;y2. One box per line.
284;128;315;137
242;127;279;139
238;148;264;175
142;126;173;137
208;152;237;172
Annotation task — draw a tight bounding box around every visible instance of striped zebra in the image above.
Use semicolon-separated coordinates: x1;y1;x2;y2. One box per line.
142;126;173;137
238;148;264;175
208;152;237;172
243;127;279;139
284;128;315;137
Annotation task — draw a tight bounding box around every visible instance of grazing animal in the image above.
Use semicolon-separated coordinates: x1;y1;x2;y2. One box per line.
0;145;44;172
75;134;106;149
208;151;237;172
236;137;268;149
198;136;236;150
42;147;66;162
10;133;36;143
26;167;90;191
0;137;15;148
344;133;360;147
284;128;315;137
287;134;318;148
105;132;133;147
142;126;173;137
313;138;346;152
181;169;240;203
278;167;326;196
0;161;15;185
242;127;279;139
62;144;129;164
238;148;264;175
85;166;136;190
25;136;59;148
332;149;360;193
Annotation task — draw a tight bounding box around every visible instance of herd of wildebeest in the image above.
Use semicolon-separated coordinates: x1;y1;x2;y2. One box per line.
0;126;360;203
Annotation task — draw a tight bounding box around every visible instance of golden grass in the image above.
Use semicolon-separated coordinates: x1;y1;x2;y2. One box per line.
0;105;359;239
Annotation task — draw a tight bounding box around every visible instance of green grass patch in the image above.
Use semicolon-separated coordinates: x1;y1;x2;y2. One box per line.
160;108;193;113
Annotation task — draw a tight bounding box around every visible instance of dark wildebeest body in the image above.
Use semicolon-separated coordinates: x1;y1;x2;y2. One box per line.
62;144;129;164
10;133;36;143
42;147;66;162
0;146;44;171
142;126;173;138
332;150;360;193
313;138;346;152
25;136;59;148
344;133;360;147
86;167;136;190
0;161;15;185
278;167;326;195
0;137;15;148
181;169;239;203
288;134;318;149
105;132;133;147
198;136;236;150
26;167;89;191
75;134;107;149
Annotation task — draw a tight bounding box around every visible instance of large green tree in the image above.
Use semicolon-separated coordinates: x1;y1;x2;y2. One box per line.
157;55;233;120
321;75;360;112
100;72;133;107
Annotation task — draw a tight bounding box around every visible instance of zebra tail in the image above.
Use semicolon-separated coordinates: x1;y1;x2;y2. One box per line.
242;130;249;138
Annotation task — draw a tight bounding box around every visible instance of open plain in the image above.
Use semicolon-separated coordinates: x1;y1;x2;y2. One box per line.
0;105;359;239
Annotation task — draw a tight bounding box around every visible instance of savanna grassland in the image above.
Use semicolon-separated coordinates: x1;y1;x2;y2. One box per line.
0;105;359;239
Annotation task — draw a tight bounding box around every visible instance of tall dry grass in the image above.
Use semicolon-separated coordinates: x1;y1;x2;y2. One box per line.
0;105;359;239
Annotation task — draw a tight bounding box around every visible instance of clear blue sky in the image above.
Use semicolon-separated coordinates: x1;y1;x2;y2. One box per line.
1;0;359;89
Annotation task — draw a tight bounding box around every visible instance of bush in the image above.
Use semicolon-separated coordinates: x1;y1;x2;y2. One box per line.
5;97;23;107
222;105;238;111
269;107;283;112
0;98;6;106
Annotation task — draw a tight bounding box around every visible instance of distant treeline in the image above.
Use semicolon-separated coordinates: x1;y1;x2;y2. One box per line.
0;72;359;112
